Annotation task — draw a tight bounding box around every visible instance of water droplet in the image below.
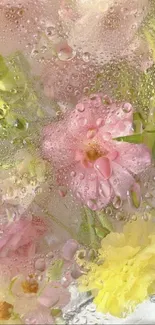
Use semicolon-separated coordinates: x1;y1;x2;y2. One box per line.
77;250;86;259
87;129;97;139
122;102;132;113
87;199;97;210
87;249;97;261
58;189;67;197
143;213;149;221
113;196;122;209
46;25;56;37
83;87;89;94
103;95;112;105
76;103;85;112
35;258;45;272
71;264;83;279
131;215;137;221
96;118;103;127
70;171;76;177
145;192;152;199
105;207;112;215
10;88;17;94
90;173;96;181
116;212;123;221
79;173;85;180
58;47;76;61
35;186;42;194
76;191;81;199
0;103;9;119
82;52;90;62
78;117;87;126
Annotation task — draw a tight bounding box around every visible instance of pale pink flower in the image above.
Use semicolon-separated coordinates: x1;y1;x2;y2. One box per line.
61;239;79;261
24;306;54;325
38;281;70;308
23;281;70;324
0;215;46;258
60;0;149;65
42;94;151;210
0;0;60;57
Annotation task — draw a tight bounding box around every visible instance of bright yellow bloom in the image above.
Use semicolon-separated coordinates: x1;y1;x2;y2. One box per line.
78;219;155;318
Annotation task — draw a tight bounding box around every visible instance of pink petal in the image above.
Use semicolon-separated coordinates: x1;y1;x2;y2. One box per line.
62;239;79;261
109;161;135;199
24;306;54;325
105;101;133;125
98;180;111;198
38;283;70;309
107;150;118;161
115;142;151;174
69;164;112;210
98;119;133;138
66;95;108;138
94;157;112;180
0;216;46;258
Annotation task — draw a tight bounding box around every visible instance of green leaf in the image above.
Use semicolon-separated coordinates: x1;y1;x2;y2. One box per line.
77;215;92;246
95;226;110;239
51;309;62;317
114;133;144;144
130;183;141;208
96;210;113;232
46;259;64;282
78;207;99;248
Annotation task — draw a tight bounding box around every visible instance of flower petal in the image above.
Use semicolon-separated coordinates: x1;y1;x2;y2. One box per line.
94;157;112;180
110;161;135;199
66;94;108;138
62;239;79;261
115;142;151;174
38;282;70;309
69;163;112;210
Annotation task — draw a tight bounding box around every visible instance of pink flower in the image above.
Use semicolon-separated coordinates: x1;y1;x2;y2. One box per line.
23;305;54;325
42;94;151;210
0;0;60;57
0;215;46;258
60;0;149;65
38;281;70;309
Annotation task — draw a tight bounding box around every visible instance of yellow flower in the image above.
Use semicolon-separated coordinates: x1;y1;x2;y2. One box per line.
78;219;155;318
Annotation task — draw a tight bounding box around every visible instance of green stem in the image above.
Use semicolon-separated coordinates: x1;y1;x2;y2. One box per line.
96;210;113;232
83;206;97;248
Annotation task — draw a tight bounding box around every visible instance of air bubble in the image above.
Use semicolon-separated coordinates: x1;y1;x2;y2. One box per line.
58;47;76;61
96;118;103;127
105;207;112;215
82;52;90;62
46;25;56;37
35;258;45;272
113;196;122;209
76;103;85;112
87;199;97;210
79;173;85;180
122;102;132;113
70;171;76;177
